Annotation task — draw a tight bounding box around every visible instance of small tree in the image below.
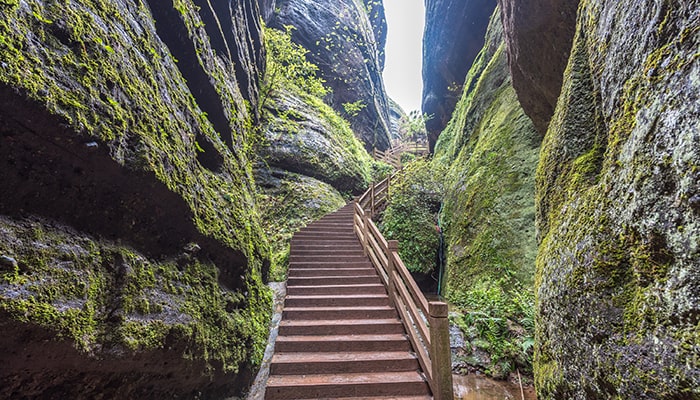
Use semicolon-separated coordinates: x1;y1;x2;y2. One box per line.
398;111;432;142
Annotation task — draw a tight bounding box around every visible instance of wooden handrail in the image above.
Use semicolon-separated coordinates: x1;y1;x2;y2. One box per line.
353;177;453;400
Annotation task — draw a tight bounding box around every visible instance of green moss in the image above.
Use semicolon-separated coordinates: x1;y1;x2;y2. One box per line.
416;8;541;377
0;0;273;383
534;1;700;396
0;217;272;371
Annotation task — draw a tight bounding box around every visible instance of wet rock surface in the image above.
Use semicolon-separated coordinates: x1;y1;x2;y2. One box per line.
535;1;700;398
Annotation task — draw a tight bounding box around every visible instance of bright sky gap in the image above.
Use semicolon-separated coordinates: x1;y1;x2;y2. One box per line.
382;0;426;114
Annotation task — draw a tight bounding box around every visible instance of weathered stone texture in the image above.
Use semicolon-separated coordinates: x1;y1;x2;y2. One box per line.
422;0;497;150
498;0;578;135
535;1;700;398
0;0;271;397
268;0;392;150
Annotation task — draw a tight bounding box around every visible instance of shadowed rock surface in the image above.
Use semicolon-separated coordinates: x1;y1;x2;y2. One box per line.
498;0;578;135
0;0;271;397
535;1;700;398
422;0;497;151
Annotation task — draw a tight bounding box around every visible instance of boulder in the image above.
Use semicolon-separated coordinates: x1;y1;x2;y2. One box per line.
261;89;373;194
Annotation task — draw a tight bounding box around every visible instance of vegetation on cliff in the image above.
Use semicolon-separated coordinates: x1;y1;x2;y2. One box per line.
534;1;700;398
257;24;382;281
383;7;540;379
435;10;539;378
0;0;271;397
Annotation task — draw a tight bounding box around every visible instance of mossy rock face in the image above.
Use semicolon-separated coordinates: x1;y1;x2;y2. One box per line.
261;89;374;195
0;0;271;397
433;9;540;378
535;1;700;398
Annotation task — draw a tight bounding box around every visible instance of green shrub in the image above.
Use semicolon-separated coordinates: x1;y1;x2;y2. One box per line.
380;159;445;273
261;25;328;106
450;279;535;378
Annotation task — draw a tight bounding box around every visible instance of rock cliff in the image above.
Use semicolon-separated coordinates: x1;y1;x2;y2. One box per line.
0;0;270;397
422;0;497;150
432;8;540;377
266;0;392;150
497;0;578;135
534;1;700;398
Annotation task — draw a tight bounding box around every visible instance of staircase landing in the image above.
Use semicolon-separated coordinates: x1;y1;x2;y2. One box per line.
265;204;431;400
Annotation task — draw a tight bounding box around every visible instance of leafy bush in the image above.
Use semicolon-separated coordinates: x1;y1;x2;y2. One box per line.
380;159;445;273
370;160;393;183
450;279;535;378
261;25;328;106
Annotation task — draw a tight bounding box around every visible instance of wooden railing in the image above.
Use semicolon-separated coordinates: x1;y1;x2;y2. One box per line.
373;147;401;169
373;141;430;169
353;176;453;400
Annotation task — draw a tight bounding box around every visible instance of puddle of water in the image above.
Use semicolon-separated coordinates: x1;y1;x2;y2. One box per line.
453;374;537;400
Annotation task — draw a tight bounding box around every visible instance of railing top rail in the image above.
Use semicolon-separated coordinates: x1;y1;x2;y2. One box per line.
352;174;452;400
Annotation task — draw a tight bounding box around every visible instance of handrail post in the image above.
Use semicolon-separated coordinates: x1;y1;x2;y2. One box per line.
386;240;399;307
370;183;375;217
387;174;391;203
428;301;453;400
361;210;370;256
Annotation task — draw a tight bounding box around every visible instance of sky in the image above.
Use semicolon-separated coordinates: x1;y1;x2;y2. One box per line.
382;0;426;114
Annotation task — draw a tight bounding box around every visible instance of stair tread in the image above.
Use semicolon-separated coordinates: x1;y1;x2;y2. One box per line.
286;294;389;299
266;371;426;387
283;306;394;311
280;318;400;326
272;351;416;363
276;334;406;342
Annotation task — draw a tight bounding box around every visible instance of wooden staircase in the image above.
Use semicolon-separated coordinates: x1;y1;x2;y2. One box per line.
265;204;432;400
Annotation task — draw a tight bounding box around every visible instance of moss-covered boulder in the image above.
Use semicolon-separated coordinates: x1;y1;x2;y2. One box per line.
433;8;540;378
261;89;374;194
0;0;271;397
535;1;700;398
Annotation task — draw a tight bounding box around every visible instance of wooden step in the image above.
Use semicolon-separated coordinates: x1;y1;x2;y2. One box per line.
290;250;364;257
288;255;369;263
291;243;362;251
289;260;373;269
274;334;411;352
286;275;379;286
301;224;354;231
270;351;419;375
278;318;404;336
287;267;376;277
282;306;397;320
285;284;386;296
284;294;390;307
290;238;361;246
264;371;430;400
